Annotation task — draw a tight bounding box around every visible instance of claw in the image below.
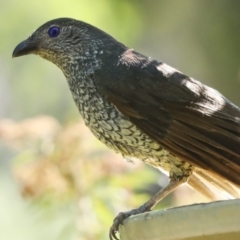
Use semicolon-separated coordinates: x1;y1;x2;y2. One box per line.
109;212;129;240
109;213;122;240
109;226;119;240
109;210;143;240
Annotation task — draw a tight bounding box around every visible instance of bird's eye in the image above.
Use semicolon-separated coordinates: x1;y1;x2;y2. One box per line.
48;26;60;38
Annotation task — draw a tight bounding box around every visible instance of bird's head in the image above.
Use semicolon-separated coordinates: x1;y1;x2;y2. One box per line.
12;18;122;72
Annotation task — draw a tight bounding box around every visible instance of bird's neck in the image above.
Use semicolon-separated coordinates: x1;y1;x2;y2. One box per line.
61;42;127;123
62;53;107;118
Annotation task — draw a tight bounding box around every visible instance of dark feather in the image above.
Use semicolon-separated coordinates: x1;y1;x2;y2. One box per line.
94;49;240;185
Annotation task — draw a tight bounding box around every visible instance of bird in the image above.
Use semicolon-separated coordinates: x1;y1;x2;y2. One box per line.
12;18;240;240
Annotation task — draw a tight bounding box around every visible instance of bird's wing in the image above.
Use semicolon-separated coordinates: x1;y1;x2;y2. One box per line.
94;51;240;185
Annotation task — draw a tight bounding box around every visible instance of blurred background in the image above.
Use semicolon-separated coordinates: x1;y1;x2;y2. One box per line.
1;1;240;240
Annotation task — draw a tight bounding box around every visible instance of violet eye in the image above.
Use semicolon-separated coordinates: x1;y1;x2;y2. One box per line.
48;26;60;37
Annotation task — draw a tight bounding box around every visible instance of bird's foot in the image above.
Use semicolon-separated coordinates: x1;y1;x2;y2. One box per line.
109;178;186;240
109;206;151;240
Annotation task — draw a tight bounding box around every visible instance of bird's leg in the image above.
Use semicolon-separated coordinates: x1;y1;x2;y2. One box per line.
109;175;188;240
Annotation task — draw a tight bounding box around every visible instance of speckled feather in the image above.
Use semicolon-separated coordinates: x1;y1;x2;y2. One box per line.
14;18;240;187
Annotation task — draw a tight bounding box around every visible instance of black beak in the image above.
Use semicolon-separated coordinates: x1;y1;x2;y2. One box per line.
12;40;38;58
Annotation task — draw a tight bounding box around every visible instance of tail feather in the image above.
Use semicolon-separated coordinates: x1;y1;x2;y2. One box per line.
188;169;240;200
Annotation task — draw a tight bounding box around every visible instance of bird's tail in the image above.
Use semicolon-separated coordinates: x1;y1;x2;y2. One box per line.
188;168;240;200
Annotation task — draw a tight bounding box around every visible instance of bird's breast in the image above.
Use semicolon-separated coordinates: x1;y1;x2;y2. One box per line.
68;76;192;177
